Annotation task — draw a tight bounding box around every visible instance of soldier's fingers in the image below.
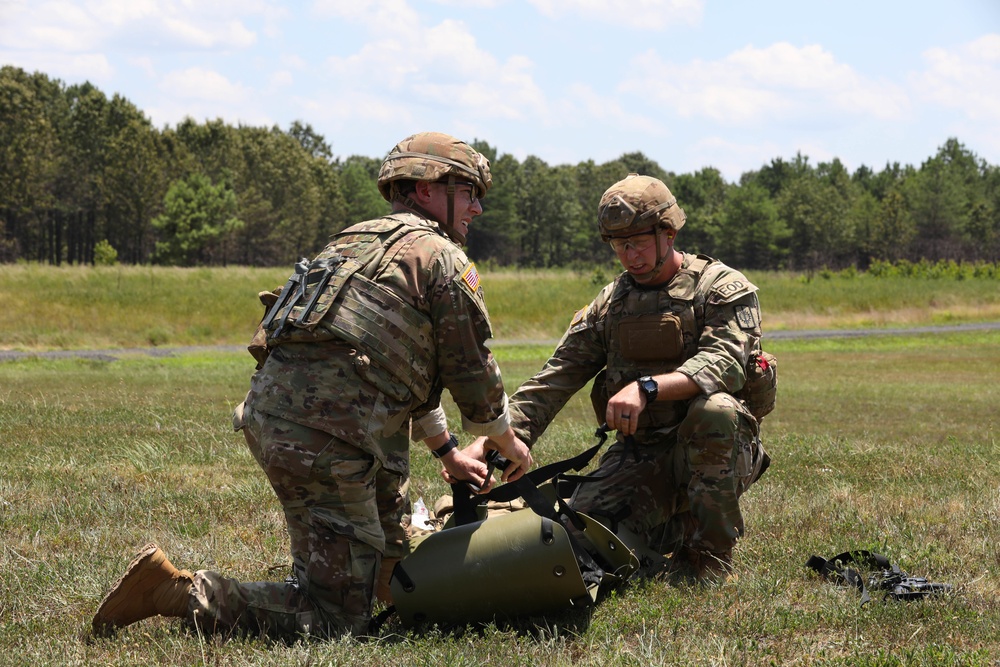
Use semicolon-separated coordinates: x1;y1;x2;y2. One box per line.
501;460;522;483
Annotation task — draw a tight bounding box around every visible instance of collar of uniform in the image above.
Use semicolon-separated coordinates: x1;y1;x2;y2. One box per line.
386;210;452;241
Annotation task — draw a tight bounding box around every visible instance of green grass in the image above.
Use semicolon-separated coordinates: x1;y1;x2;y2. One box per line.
2;330;999;665
2;263;999;350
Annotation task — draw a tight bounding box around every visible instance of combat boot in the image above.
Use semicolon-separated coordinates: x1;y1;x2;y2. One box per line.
92;543;194;636
375;556;400;604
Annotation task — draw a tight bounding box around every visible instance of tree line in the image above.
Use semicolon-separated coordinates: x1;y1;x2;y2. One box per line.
3;65;999;271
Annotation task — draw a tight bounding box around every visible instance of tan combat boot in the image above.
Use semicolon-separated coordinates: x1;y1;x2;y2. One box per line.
92;543;194;636
375;556;400;604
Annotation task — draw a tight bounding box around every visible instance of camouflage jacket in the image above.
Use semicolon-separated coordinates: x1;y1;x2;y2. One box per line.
509;253;762;447
246;211;510;473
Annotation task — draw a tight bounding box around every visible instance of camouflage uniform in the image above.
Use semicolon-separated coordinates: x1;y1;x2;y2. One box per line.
509;252;769;568
191;210;510;638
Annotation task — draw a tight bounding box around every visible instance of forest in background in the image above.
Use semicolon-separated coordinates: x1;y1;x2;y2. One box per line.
3;64;1000;271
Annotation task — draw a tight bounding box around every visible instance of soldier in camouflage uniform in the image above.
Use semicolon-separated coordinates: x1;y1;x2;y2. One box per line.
463;174;770;583
92;132;533;639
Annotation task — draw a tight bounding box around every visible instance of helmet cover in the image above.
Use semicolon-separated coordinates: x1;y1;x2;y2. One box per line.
598;173;686;241
377;131;492;202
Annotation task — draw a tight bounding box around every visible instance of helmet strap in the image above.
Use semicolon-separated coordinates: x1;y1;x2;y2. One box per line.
391;177;465;244
394;192;436;220
445;175;457;240
632;226;674;282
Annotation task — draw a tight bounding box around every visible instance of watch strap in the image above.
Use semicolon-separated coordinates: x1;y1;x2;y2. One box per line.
431;433;459;459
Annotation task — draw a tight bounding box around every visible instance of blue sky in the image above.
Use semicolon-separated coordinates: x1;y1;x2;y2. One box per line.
1;0;998;181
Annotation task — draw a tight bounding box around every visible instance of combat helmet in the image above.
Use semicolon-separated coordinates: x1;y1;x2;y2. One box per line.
378;132;492;243
598;173;686;242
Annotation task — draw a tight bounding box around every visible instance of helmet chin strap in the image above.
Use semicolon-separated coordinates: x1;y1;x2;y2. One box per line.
443;175;463;244
630;226;672;282
392;176;465;244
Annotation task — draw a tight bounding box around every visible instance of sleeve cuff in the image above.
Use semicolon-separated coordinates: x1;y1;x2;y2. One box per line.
460;393;512;437
410;405;448;442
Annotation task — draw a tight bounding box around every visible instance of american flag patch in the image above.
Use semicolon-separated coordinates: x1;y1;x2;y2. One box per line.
568;306;588;333
461;263;481;292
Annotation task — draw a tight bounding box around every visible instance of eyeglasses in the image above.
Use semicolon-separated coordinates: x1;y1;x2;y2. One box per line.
609;234;656;254
455;186;478;205
442;182;478;205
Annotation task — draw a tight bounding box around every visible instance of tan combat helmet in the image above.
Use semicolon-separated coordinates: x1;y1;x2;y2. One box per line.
598;173;686;242
378;132;492;243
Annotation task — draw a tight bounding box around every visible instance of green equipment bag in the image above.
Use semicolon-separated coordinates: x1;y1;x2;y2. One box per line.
388;426;640;629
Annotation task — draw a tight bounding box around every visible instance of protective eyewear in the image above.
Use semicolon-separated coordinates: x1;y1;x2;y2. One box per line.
443;181;478;205
609;233;656;254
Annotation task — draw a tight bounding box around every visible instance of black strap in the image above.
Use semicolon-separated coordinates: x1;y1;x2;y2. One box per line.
260;257;310;334
806;550;952;604
451;424;630;527
368;605;397;636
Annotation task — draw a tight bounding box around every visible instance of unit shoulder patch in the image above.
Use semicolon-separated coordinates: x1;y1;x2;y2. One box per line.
734;304;760;330
709;274;758;304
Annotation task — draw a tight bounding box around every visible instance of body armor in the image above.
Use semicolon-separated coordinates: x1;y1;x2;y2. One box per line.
263;217;441;403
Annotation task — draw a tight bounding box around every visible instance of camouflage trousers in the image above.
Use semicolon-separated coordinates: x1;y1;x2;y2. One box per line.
570;392;768;562
189;402;408;638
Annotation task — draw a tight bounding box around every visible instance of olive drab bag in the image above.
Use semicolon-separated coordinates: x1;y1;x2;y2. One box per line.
385;426;642;630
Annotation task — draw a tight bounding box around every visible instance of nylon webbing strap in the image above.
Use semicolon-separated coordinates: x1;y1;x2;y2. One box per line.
448;424;649;546
806;550;953;604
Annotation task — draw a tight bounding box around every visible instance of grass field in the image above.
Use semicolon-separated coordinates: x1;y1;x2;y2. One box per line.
1;265;999;665
2;263;1000;350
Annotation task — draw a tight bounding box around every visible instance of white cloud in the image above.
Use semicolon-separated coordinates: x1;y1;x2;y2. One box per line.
159;17;257;49
0;0;266;52
0;1;100;51
280;53;308;69
84;0;160;26
322;12;549;122
432;0;501;6
621;42;909;126
295;89;408;126
269;70;294;87
126;55;156;78
0;50;114;82
563;83;664;135
312;0;419;35
527;0;703;30
159;66;252;103
686;136;784;181
912;34;1000;121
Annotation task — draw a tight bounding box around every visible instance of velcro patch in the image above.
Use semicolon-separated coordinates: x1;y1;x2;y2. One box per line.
461;263;481;292
735;305;760;330
568;306;588;333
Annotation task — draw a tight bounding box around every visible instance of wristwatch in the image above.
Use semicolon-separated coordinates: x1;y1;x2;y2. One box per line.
431;433;459;459
636;376;659;404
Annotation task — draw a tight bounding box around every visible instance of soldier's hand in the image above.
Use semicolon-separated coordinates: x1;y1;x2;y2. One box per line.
439;448;492;492
485;428;533;483
461;436;489;464
607;384;644;436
